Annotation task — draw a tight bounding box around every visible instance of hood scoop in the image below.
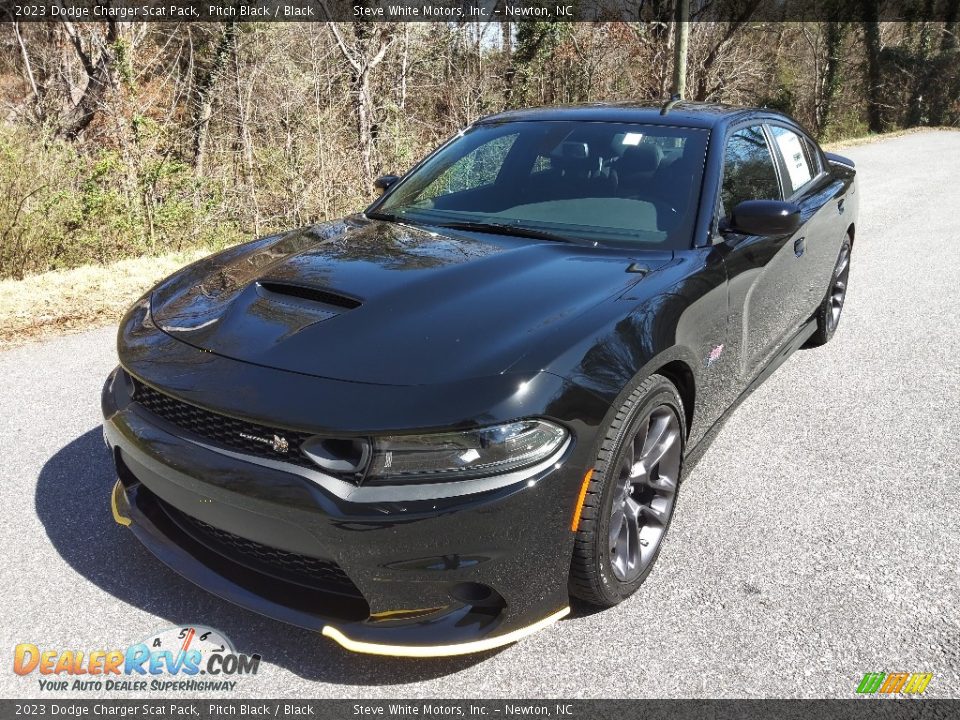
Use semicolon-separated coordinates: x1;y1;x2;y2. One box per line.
256;280;362;312
159;279;360;347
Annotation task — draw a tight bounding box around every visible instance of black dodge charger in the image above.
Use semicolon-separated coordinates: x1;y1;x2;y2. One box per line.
103;101;857;656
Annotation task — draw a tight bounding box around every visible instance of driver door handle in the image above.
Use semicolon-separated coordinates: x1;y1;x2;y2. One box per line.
794;237;806;257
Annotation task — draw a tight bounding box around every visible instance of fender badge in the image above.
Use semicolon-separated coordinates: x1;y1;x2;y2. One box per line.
706;344;725;367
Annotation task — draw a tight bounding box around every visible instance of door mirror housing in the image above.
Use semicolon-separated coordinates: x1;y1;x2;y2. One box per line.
727;200;802;236
374;175;400;193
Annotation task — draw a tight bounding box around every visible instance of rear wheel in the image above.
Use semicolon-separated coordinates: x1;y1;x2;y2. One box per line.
807;237;851;347
569;374;685;607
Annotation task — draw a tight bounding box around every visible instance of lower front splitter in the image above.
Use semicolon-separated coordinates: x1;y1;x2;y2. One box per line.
111;480;569;657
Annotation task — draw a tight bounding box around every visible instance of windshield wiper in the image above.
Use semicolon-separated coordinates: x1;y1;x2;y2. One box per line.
430;220;581;245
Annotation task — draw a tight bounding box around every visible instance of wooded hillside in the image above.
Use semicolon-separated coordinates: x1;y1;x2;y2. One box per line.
1;18;958;279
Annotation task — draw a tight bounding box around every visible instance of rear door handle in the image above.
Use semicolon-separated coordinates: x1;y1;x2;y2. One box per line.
837;199;846;214
794;237;806;257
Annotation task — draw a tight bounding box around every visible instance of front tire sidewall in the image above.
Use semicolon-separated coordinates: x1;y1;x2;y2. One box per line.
593;377;685;605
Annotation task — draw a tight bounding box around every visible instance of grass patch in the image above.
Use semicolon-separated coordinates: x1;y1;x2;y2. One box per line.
0;127;243;281
0;248;211;350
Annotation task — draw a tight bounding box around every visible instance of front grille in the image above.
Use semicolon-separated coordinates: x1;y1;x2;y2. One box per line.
131;378;315;468
162;501;364;600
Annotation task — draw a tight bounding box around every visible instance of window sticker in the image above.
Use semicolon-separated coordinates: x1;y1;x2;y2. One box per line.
622;132;644;146
775;131;812;191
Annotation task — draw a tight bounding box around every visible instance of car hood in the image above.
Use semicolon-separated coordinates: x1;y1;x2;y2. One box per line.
150;216;671;386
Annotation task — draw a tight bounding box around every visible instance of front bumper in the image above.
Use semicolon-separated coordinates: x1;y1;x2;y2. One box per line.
102;366;588;656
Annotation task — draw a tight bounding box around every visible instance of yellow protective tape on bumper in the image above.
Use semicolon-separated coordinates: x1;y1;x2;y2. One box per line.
111;480;132;527
322;606;570;657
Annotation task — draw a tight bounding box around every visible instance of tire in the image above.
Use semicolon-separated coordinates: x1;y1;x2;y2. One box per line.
806;236;852;348
569;374;686;607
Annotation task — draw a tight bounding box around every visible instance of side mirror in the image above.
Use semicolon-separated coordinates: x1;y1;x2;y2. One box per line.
374;174;400;193
727;200;802;236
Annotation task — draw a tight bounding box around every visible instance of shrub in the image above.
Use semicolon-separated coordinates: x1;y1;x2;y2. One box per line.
0;127;242;280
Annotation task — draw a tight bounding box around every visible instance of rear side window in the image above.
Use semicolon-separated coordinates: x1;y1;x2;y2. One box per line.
721;126;781;215
769;125;818;195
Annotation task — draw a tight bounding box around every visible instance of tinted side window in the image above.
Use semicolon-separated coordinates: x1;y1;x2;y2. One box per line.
769;125;816;195
803;135;823;176
721;126;781;214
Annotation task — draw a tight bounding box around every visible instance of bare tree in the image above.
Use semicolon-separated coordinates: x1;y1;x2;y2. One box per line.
59;20;125;139
191;22;236;176
1;17;958;282
11;22;41;119
319;6;396;184
818;22;848;135
690;1;762;102
861;2;884;132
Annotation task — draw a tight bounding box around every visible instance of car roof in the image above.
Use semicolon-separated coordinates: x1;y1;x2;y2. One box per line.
475;101;770;130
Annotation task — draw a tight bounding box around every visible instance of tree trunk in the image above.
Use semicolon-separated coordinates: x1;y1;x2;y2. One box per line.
320;17;394;188
502;14;516;102
861;2;884;133
399;24;409;112
906;3;937;127
192;22;236;177
12;22;41;119
817;22;847;136
671;0;689;99
356;67;374;184
232;34;260;235
942;0;959;53
60;21;121;139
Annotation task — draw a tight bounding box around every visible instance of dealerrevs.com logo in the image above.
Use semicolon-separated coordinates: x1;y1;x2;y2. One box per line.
13;626;260;693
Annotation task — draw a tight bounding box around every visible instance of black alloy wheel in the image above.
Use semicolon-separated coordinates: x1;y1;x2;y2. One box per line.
570;374;685;606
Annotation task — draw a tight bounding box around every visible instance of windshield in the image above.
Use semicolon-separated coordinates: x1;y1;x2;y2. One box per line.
374;120;709;249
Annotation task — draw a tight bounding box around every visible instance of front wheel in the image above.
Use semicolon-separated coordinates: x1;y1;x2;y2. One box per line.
569;374;685;607
807;237;851;347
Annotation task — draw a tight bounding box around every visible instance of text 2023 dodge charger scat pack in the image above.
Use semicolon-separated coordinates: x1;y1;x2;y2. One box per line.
103;102;857;656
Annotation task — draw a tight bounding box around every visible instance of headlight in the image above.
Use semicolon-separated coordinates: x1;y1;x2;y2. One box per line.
364;419;568;484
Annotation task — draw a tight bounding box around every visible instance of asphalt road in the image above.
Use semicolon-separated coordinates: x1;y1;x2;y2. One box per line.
1;131;958;700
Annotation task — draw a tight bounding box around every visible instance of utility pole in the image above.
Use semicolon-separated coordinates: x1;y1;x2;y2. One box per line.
671;0;690;99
